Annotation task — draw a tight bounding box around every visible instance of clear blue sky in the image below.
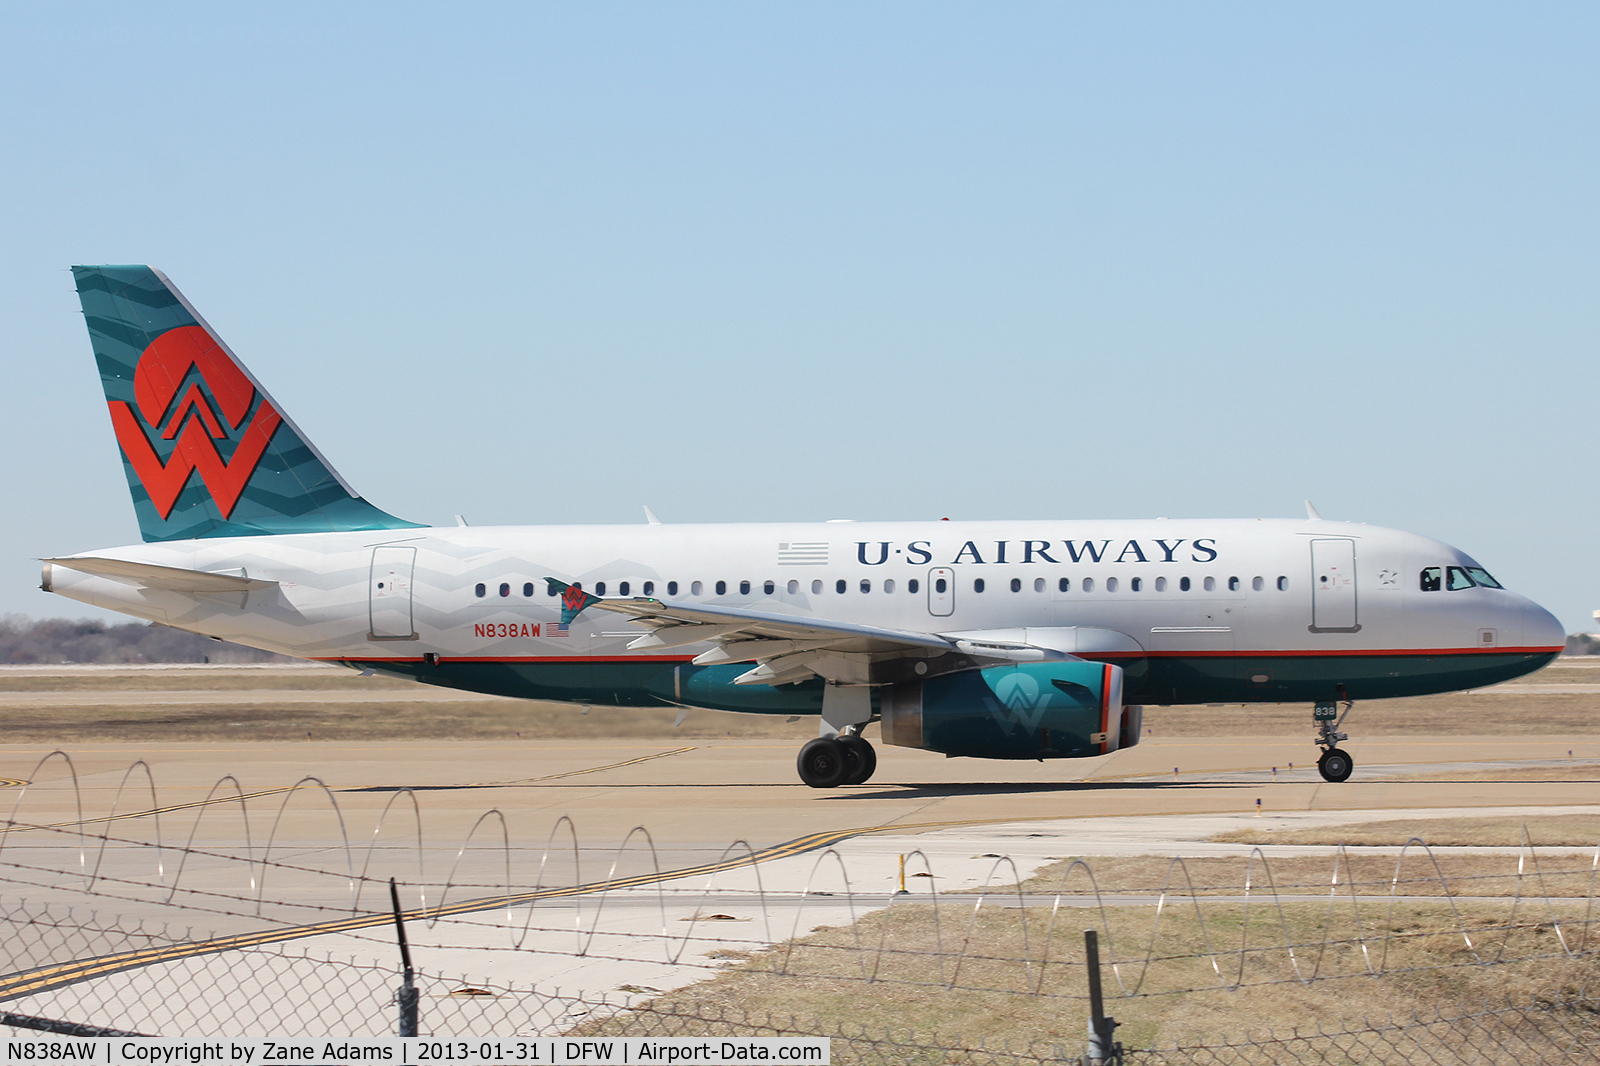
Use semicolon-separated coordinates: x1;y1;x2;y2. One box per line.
3;3;1596;630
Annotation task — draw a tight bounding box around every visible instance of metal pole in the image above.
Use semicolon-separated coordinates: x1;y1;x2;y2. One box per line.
390;877;419;1037
1083;929;1119;1065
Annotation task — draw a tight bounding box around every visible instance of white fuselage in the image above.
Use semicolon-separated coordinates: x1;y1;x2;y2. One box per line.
44;517;1563;711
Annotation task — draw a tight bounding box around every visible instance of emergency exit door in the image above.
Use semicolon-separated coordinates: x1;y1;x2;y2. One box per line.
927;567;955;617
369;546;418;640
1310;539;1358;630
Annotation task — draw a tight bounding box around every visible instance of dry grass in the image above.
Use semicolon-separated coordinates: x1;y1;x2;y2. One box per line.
1142;691;1600;736
580;897;1600;1053
0;665;413;692
1405;763;1600;782
1002;851;1600;899
1213;814;1600;849
1;663;1596;744
0;697;815;744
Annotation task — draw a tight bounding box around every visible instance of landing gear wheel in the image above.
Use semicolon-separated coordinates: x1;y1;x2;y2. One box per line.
1318;747;1354;783
838;736;877;785
797;737;850;788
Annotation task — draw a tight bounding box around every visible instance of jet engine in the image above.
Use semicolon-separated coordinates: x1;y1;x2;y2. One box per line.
879;660;1138;760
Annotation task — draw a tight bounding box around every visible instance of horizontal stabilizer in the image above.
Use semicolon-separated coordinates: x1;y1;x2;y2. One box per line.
43;557;277;592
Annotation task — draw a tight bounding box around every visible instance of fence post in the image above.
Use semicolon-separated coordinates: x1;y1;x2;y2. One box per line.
390;877;419;1037
1083;929;1121;1066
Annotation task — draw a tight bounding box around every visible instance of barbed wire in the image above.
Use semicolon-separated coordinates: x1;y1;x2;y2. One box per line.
6;753;1600;1060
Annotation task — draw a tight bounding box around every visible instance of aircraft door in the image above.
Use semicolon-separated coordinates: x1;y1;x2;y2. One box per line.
927;567;954;617
369;546;418;640
1310;538;1358;630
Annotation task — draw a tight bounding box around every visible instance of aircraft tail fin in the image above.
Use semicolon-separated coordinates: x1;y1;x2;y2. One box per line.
72;266;424;542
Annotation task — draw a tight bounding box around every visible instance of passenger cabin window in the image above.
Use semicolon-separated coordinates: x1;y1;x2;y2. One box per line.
1252;576;1264;592
499;582;511;597
547;584;558;597
1420;567;1441;592
1129;577;1142;592
1446;566;1476;591
594;582;606;596
860;579;871;593
666;581;677;596
1204;576;1216;592
619;581;630;596
934;577;947;593
974;578;985;593
764;580;775;595
1011;578;1023;592
786;580;797;594
1034;578;1045;592
715;581;727;596
1082;577;1094;592
836;579;847;594
739;580;751;595
523;582;534;597
811;580;823;594
1228;576;1239;592
475;583;486;598
643;581;654;596
884;579;896;593
1106;577;1119;592
908;578;920;593
691;581;703;595
1180;577;1191;592
1058;577;1070;592
1277;576;1288;591
1154;576;1167;592
1466;567;1503;589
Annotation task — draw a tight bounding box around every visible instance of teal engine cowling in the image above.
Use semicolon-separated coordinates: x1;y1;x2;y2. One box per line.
879;661;1140;760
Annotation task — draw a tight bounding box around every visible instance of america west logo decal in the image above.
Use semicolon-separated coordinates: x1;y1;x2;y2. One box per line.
107;325;282;519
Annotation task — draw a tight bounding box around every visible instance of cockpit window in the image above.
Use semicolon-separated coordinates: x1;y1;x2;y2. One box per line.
1420;567;1441;592
1446;566;1476;591
1465;567;1503;589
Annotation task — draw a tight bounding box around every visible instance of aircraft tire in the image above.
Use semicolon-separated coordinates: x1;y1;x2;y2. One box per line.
839;736;877;785
797;737;851;788
1317;747;1354;783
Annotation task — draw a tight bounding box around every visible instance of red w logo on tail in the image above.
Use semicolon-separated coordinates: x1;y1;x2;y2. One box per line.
108;326;281;520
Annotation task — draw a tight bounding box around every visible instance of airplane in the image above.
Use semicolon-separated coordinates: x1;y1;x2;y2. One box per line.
43;266;1567;788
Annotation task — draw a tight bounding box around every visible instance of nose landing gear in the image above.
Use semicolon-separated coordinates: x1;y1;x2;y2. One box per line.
1314;700;1354;782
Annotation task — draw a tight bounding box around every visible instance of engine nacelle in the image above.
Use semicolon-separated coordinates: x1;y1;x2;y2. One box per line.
880;661;1138;760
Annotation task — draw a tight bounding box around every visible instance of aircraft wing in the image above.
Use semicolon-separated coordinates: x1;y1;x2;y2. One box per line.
592;596;1068;686
43;557;278;593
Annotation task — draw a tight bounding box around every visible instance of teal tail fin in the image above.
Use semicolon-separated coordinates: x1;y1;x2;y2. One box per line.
72;265;424;542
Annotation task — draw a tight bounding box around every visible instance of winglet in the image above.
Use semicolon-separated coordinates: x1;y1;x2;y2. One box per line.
545;578;602;625
643;505;663;525
1305;500;1322;521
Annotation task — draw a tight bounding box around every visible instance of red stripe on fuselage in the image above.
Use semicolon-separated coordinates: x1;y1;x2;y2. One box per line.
315;645;1562;666
1093;645;1562;659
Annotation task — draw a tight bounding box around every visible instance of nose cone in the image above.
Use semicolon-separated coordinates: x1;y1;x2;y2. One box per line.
1519;600;1566;651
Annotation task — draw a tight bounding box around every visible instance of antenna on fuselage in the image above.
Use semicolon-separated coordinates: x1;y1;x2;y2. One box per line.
643;505;663;525
1305;501;1322;521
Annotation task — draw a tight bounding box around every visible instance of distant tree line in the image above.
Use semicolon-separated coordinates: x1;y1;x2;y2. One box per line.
1566;633;1600;655
0;614;288;664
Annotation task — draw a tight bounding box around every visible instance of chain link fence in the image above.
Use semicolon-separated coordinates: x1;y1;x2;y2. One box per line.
5;753;1600;1061
2;896;1599;1062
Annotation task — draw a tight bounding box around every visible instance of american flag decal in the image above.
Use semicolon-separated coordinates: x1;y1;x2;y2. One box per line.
546;624;569;638
777;542;828;566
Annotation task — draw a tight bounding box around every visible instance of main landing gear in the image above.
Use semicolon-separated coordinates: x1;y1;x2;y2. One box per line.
798;683;878;788
797;730;877;788
1313;700;1354;782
